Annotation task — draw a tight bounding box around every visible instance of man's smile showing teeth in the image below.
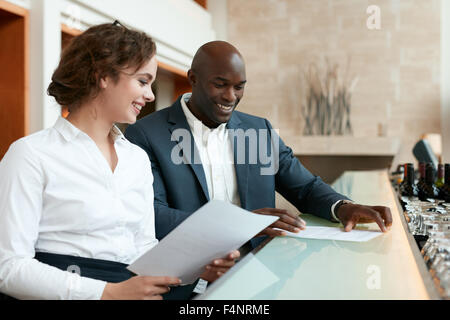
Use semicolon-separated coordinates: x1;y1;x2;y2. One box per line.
217;103;233;111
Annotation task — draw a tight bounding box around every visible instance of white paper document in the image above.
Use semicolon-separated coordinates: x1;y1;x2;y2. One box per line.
127;200;278;284
278;226;382;242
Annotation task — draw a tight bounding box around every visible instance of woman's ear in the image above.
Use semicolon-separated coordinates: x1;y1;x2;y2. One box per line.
99;76;108;89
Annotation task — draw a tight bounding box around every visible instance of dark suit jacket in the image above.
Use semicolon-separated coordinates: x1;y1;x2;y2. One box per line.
125;95;349;242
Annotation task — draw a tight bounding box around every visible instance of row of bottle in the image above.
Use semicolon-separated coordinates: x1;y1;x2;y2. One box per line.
400;162;449;202
399;178;450;299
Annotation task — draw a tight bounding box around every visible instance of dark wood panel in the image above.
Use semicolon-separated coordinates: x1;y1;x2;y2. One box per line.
194;0;207;9
0;7;27;159
157;61;191;102
60;24;82;118
173;76;191;101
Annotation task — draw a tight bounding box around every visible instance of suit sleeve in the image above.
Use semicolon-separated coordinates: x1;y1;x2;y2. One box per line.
124;124;191;240
266;120;351;220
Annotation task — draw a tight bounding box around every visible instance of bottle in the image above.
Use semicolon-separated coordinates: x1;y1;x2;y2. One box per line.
435;163;445;200
398;163;407;189
426;163;439;198
418;163;438;201
393;164;404;186
435;163;444;188
400;163;418;197
441;164;450;202
416;162;426;197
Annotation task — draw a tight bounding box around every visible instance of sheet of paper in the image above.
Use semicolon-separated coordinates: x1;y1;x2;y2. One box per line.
277;226;382;242
127;200;278;284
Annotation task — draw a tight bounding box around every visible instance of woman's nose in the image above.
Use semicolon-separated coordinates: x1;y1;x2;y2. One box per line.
144;88;155;103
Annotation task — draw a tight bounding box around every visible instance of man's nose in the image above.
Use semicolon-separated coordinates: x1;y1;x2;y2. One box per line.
222;87;236;103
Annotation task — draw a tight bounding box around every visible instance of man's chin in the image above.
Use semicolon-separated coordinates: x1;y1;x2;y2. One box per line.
213;115;232;125
213;109;235;124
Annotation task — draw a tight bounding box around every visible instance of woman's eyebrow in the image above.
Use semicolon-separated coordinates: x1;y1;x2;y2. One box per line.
136;73;153;80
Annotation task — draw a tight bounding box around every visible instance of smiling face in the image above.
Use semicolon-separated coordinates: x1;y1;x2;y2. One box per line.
99;55;158;124
188;51;246;128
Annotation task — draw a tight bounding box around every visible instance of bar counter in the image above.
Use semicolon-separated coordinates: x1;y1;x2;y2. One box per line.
199;170;441;300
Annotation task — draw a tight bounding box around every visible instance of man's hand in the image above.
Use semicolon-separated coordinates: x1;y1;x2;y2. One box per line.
199;250;240;282
253;208;306;237
336;203;393;233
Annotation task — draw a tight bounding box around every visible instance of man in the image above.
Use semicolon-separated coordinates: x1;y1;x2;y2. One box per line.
125;41;392;247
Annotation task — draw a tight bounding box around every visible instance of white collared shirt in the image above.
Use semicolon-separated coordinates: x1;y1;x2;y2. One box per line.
0;117;158;300
180;93;342;222
180;93;241;206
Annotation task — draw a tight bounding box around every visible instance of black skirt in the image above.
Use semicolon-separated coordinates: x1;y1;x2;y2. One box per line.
34;252;135;283
0;252;197;300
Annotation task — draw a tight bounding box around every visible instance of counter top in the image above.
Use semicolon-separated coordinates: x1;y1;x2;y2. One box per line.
199;170;437;300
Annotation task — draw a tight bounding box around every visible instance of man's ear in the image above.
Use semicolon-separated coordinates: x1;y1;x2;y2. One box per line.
187;69;196;87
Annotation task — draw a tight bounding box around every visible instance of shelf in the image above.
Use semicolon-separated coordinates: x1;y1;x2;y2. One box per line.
282;136;401;157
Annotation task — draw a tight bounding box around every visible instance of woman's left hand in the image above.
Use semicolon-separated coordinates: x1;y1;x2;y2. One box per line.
199;250;240;282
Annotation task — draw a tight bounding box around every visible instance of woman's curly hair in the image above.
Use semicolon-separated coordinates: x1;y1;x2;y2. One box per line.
47;22;156;112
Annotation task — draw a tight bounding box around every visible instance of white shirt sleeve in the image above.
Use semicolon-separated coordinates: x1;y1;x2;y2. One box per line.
0;140;106;300
134;155;159;258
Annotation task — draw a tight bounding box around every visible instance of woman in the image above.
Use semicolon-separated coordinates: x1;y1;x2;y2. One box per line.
0;22;238;300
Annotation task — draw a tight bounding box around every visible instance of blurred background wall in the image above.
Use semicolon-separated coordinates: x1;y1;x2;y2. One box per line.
0;0;448;183
226;0;442;176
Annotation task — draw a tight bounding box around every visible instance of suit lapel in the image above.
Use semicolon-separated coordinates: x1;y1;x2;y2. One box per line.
167;98;210;201
227;112;249;209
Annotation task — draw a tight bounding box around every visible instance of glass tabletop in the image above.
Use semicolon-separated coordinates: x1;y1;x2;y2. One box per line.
199;170;431;300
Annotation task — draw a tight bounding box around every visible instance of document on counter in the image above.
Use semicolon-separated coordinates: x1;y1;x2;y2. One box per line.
277;226;383;242
127;200;279;284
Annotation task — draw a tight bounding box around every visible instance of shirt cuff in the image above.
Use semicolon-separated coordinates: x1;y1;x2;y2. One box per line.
71;273;107;300
330;200;342;222
330;200;355;223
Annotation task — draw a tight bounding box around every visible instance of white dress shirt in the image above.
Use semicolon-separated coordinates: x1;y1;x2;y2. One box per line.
180;93;342;222
180;93;241;206
0;117;158;300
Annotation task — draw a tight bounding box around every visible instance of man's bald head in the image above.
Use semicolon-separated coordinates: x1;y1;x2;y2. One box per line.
191;41;245;76
186;41;247;128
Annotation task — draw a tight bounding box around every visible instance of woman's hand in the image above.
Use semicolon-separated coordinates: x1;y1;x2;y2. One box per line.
101;276;181;300
199;250;240;283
